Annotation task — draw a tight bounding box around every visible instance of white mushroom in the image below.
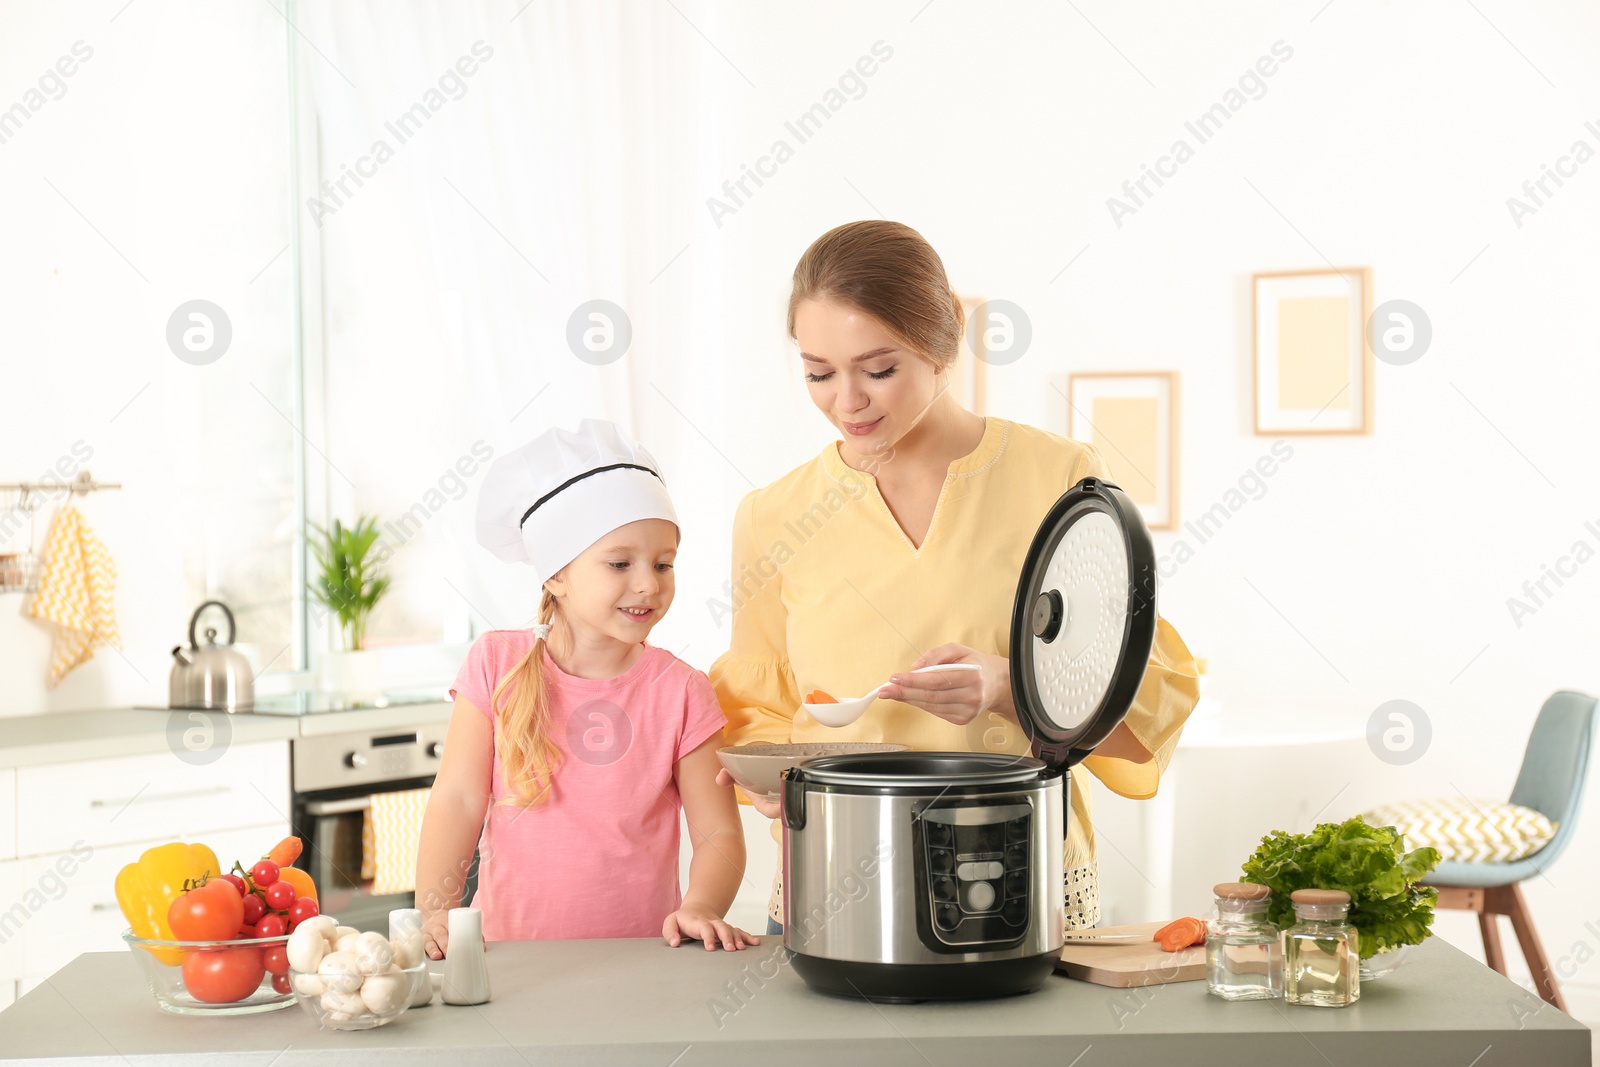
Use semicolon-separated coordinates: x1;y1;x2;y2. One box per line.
292;971;325;996
298;915;339;944
286;924;328;973
319;987;367;1019
317;949;363;993
351;931;396;976
359;969;411;1015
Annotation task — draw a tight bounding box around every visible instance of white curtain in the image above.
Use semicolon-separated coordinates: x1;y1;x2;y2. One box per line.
294;0;737;665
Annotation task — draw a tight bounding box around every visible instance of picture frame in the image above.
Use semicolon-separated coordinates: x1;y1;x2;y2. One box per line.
1067;371;1180;530
1252;267;1373;435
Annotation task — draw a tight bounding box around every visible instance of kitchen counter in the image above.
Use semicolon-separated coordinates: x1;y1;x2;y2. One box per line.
0;700;453;769
0;936;1587;1066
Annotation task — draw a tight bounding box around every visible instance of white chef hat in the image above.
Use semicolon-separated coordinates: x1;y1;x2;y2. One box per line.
476;419;679;586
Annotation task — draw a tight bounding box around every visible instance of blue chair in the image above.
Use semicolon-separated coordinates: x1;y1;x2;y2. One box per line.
1423;689;1598;1012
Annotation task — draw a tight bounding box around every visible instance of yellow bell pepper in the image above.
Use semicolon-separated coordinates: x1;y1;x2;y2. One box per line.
115;841;221;965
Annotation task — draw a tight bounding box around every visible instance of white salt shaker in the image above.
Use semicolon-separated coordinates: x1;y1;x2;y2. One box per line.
441;907;490;1005
389;908;433;1008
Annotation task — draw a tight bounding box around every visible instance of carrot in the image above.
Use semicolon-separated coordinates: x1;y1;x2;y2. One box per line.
265;836;303;868
806;690;838;704
1156;916;1207;952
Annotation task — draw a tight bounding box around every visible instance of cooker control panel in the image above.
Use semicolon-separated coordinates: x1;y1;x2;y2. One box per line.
915;802;1032;949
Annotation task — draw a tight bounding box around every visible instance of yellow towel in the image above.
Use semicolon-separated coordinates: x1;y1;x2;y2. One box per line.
367;787;431;895
24;505;120;687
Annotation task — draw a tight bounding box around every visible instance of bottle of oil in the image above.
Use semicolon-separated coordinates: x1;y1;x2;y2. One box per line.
1205;882;1283;1000
1284;888;1360;1007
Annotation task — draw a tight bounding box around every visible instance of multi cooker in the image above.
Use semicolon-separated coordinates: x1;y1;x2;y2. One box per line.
780;476;1158;1001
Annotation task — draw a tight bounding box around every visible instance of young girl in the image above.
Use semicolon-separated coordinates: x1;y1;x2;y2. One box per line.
417;418;757;956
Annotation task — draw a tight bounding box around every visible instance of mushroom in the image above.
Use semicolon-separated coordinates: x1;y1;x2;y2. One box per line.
317;950;363;993
359;968;411;1015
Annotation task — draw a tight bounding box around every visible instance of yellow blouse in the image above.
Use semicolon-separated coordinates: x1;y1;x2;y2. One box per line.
709;417;1200;926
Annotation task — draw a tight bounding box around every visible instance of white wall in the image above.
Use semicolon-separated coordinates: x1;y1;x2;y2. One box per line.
4;0;1598;1017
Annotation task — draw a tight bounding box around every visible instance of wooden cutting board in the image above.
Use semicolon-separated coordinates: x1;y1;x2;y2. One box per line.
1053;921;1208;988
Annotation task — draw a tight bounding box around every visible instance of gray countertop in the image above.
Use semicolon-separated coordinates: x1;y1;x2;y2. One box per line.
0;936;1588;1066
0;700;453;769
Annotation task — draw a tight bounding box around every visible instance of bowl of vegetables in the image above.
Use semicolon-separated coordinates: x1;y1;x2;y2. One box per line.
287;916;429;1030
1240;815;1442;980
117;835;321;1015
123;930;294;1015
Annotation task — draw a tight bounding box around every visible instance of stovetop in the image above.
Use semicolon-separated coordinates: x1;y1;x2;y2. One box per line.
135;689;451;717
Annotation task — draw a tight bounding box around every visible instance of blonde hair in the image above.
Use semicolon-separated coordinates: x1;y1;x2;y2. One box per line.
489;589;563;807
788;220;967;370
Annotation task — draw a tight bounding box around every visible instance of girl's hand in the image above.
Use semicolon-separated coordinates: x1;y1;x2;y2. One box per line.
714;768;782;819
877;644;1014;726
663;903;761;951
422;910;450;960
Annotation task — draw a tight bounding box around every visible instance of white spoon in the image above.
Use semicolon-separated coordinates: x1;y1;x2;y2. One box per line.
802;663;982;728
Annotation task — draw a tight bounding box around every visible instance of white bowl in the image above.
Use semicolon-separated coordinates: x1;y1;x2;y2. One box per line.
718;743;908;796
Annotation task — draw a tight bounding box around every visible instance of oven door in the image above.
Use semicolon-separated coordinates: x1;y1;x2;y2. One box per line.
289;724;476;933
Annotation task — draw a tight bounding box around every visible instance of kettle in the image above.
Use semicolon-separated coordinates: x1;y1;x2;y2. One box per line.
169;600;255;711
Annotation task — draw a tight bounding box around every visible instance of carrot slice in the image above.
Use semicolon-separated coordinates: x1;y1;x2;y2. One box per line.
1156;916;1207;952
805;690;837;704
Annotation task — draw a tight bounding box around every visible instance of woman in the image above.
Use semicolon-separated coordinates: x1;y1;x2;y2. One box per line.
710;220;1199;936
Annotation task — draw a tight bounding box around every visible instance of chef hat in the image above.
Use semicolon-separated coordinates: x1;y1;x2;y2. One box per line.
476;419;679;586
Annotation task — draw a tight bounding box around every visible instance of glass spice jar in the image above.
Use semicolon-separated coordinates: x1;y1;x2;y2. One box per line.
1205;882;1284;1001
1284;888;1360;1007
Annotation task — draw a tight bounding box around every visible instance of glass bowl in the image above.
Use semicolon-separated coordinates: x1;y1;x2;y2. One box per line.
122;929;294;1016
290;961;428;1030
1359;941;1417;981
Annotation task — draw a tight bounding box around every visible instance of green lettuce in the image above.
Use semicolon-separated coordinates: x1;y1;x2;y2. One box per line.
1241;816;1441;959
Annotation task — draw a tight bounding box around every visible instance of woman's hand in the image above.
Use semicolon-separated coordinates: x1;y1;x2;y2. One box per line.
714;768;782;819
877;643;1014;726
663;902;761;951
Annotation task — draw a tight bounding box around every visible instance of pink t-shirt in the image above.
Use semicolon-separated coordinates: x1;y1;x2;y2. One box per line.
449;631;726;941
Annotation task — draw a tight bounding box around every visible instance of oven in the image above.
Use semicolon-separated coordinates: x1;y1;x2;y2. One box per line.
290;722;477;933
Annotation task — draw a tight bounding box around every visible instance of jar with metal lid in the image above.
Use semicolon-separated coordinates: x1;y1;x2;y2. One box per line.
1284;888;1360;1007
1205;882;1283;1001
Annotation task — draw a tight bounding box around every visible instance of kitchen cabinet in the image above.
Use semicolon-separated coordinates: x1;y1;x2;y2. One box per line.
16;740;288;856
0;741;290;998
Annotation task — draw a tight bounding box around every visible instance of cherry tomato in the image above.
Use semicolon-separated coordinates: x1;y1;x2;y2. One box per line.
254;913;288;939
250;860;280;888
168;880;245;942
288;898;320;927
272;973;291;995
241;893;266;926
262;945;289;977
217;874;248;897
182;945;265;1003
264;881;296;911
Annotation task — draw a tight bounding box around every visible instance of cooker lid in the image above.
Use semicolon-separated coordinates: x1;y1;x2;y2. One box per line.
793;751;1047;788
1009;476;1157;772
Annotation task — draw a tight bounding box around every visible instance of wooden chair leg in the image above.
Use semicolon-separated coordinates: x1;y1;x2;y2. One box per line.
1477;910;1507;975
1496;883;1569;1014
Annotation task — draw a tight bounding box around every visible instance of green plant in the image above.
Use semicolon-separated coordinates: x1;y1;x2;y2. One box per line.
307;517;391;652
1241;816;1441;958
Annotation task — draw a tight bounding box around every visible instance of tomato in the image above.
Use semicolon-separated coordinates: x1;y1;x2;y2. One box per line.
262;945;289;977
254;913;288;939
241;893;266;926
288;898;319;927
218;874;247;897
274;865;318;905
250;860;279;888
168;880;244;942
182;945;265;1003
264;881;295;911
272;973;291;995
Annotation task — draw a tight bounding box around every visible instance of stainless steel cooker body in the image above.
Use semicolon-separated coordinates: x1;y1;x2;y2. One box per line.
782;752;1065;1001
